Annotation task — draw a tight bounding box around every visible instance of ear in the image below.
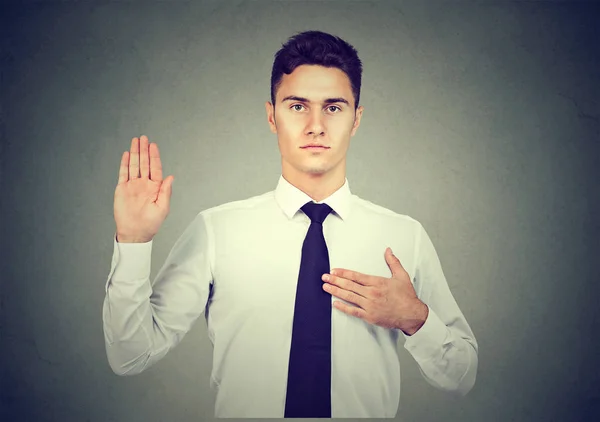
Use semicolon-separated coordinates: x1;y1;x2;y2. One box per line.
350;105;364;137
265;101;277;134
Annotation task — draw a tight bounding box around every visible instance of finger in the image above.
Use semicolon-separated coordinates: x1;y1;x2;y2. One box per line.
323;273;368;298
330;268;372;286
386;247;404;268
129;137;140;179
149;142;163;181
332;300;367;320
117;151;129;185
157;175;174;206
323;282;368;308
139;135;149;179
385;247;406;278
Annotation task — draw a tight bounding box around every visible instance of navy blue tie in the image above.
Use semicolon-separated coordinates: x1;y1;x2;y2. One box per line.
284;201;333;418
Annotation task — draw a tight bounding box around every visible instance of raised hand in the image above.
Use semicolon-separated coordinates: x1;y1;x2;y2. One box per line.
113;135;175;243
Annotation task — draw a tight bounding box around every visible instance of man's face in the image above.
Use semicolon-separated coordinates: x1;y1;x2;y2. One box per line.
266;65;363;179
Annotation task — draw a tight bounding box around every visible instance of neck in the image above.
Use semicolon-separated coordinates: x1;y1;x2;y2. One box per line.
282;163;346;203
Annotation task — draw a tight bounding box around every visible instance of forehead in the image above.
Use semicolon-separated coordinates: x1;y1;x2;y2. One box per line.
277;65;352;99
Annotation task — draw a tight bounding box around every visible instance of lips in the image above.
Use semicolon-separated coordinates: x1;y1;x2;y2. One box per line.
300;144;329;148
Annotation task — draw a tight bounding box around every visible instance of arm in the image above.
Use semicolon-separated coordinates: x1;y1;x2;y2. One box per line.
402;222;478;396
102;211;213;375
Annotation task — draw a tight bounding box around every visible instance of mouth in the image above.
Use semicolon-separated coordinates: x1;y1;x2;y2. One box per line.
300;145;330;149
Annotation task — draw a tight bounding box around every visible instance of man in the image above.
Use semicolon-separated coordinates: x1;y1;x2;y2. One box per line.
103;30;478;418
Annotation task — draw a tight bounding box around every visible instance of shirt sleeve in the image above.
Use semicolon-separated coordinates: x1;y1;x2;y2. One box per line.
401;222;479;396
102;211;214;376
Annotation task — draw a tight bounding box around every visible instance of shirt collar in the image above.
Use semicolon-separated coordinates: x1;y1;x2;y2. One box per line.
274;174;352;221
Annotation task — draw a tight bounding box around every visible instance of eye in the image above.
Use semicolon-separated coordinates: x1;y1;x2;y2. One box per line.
291;104;305;111
327;105;341;113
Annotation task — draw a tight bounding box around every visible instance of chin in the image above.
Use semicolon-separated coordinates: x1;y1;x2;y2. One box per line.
301;166;329;175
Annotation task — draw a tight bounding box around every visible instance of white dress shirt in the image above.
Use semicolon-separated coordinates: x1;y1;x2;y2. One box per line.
103;175;478;418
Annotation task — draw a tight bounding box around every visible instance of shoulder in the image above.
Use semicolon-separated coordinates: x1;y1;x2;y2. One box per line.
196;190;275;222
351;194;422;229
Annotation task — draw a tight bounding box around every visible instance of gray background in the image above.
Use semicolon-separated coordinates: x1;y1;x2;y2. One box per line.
1;1;599;421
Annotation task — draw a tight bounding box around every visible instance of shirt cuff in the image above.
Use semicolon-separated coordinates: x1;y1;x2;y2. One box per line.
111;234;153;281
402;306;451;361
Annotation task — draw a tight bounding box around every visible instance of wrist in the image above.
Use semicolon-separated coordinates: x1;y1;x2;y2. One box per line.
116;233;153;243
400;301;429;336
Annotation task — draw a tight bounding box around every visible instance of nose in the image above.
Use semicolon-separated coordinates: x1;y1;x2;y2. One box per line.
305;109;326;137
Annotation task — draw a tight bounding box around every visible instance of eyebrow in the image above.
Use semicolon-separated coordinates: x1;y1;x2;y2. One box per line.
281;95;350;106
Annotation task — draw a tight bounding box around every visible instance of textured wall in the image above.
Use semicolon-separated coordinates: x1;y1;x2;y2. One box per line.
1;1;598;421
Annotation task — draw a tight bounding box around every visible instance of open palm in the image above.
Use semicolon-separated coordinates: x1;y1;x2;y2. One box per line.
113;135;175;243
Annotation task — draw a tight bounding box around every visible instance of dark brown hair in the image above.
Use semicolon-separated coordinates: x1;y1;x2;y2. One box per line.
270;30;363;110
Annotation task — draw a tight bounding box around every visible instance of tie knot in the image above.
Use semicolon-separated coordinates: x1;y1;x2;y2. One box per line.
301;201;333;224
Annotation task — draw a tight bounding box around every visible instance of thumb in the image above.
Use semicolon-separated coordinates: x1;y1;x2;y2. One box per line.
157;175;174;205
384;247;404;278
